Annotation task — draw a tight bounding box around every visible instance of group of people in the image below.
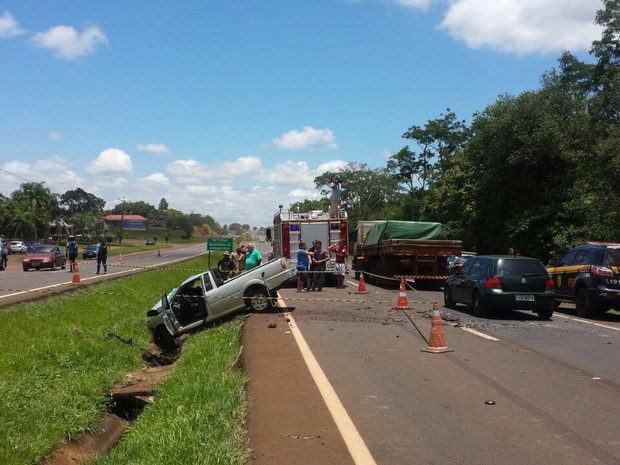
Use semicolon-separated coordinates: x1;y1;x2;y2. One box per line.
296;240;347;292
217;242;263;279
65;236;108;274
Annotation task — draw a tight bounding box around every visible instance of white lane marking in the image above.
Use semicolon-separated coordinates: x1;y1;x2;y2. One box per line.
555;312;620;332
461;327;500;341
279;296;377;465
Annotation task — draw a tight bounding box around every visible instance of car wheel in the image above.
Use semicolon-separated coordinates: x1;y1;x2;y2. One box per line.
536;309;553;320
575;288;594;317
23;267;28;272
444;288;456;309
245;286;273;313
472;292;487;317
153;326;176;351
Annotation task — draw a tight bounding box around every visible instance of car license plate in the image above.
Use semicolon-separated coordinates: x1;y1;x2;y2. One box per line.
516;295;535;301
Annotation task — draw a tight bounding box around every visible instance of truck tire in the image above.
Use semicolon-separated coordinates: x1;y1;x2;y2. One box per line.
245;286;273;313
536;308;553;320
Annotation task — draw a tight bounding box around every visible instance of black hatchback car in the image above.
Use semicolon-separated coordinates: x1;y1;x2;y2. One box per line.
444;255;555;319
83;243;98;259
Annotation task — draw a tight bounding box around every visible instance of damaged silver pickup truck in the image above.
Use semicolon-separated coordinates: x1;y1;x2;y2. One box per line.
147;258;295;349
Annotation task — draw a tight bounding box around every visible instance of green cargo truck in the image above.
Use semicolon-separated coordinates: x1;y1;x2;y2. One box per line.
352;220;462;285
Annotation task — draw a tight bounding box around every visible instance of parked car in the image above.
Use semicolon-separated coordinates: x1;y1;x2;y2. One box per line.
444;255;555;319
547;242;620;317
22;245;67;271
147;258;295;349
0;238;8;270
145;239;156;245
9;240;28;254
26;239;44;250
83;243;98;259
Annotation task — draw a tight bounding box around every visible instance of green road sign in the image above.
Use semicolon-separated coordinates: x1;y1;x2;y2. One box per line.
207;237;234;252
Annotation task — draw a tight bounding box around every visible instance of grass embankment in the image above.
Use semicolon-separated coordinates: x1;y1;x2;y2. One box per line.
0;257;249;465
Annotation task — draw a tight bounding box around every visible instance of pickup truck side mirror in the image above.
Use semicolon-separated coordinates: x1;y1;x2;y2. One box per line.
162;291;170;310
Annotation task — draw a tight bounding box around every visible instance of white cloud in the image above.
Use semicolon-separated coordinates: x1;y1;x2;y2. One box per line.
440;0;602;55
139;172;170;186
271;126;338;150
86;148;133;176
0;11;25;38
391;0;430;10
137;143;169;154
48;131;61;141
30;24;108;59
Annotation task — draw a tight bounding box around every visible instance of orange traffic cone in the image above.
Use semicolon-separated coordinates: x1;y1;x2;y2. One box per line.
422;302;453;353
72;262;81;285
395;278;409;309
355;272;369;294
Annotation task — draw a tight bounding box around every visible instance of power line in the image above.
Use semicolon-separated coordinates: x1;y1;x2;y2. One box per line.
0;167;32;184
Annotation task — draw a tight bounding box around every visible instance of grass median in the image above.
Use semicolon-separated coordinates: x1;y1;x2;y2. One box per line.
0;257;249;465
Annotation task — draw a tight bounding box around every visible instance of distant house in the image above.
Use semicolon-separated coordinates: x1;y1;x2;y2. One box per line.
104;214;148;231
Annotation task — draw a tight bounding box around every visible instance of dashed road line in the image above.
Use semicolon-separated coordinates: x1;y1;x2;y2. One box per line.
554;312;620;332
461;327;500;341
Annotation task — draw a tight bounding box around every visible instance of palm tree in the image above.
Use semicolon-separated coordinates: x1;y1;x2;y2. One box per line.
11;182;61;239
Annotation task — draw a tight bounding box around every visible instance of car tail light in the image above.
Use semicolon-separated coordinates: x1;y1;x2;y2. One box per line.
591;266;614;277
545;278;554;290
484;277;501;288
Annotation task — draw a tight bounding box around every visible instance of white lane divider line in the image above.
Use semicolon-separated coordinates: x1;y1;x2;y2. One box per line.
280;298;377;465
555;312;620;332
461;327;500;341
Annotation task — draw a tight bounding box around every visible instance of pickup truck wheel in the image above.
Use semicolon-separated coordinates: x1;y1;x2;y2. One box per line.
153;326;176;351
444;288;456;309
245;287;273;313
472;292;487;318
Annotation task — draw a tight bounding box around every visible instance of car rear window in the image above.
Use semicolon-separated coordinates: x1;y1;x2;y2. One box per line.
495;259;547;277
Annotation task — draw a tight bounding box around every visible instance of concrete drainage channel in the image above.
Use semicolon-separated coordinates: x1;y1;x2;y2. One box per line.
43;335;181;465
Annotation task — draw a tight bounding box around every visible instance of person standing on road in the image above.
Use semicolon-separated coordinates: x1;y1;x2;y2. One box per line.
296;242;311;292
244;243;263;271
235;247;246;273
310;240;328;291
329;241;347;289
268;242;278;261
66;236;78;272
95;237;108;275
307;240;318;291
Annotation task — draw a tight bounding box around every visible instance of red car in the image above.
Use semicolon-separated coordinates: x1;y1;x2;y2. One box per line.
22;245;67;271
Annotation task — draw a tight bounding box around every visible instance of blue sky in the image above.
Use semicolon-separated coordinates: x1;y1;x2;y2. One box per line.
0;0;603;227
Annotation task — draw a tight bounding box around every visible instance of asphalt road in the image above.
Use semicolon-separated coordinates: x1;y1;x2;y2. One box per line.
246;277;620;464
0;243;209;307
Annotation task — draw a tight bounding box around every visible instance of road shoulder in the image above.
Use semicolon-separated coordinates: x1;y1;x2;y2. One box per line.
242;307;354;465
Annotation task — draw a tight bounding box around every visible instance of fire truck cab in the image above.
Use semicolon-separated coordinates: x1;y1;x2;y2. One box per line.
266;209;348;284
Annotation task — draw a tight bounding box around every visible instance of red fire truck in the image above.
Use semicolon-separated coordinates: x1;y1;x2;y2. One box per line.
266;209;348;279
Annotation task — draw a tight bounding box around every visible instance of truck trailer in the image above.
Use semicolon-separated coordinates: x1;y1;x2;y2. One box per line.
352;220;462;285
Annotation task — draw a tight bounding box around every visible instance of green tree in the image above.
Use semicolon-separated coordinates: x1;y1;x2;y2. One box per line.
11;182;60;239
158;198;169;210
59;188;105;214
314;162;400;229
